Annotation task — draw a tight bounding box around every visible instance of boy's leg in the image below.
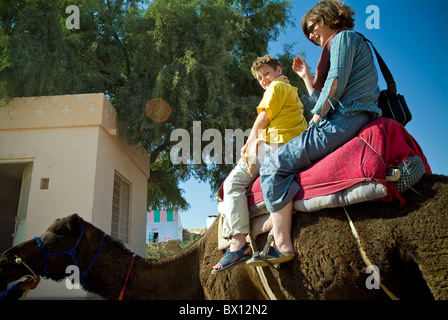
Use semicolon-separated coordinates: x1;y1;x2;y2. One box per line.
221;141;275;241
214;143;273;272
213;160;257;272
221;161;259;242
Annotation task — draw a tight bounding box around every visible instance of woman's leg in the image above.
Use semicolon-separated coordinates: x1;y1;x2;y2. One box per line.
246;199;294;267
260;111;371;213
271;199;294;253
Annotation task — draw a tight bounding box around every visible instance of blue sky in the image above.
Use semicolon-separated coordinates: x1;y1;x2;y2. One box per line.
180;0;448;229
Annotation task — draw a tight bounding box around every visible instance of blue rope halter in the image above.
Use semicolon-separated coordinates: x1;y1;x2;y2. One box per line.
33;222;106;291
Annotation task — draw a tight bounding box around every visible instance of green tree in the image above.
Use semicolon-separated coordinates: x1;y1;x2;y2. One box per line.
0;0;309;212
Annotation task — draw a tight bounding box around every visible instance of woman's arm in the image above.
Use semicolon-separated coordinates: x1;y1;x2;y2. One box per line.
292;57;314;96
293;56;339;123
312;31;356;117
317;78;339;116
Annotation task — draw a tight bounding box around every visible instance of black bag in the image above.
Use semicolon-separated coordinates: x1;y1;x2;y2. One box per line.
358;33;412;126
378;90;412;126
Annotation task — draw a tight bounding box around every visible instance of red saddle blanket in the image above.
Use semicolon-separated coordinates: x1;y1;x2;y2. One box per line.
220;117;431;208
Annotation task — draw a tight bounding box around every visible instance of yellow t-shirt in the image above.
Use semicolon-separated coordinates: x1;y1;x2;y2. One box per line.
256;80;307;144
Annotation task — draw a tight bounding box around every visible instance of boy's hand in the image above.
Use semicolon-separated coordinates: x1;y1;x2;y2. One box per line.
240;144;248;158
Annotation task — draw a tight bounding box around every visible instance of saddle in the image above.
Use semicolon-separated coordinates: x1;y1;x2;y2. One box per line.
216;117;431;250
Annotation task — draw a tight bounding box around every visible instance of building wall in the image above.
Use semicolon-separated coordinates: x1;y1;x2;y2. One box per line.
146;221;183;243
0;126;99;234
93;126;148;255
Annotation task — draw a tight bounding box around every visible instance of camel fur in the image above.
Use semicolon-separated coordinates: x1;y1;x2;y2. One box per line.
0;174;447;300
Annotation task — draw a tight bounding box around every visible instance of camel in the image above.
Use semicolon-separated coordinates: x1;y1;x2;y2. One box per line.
0;173;447;300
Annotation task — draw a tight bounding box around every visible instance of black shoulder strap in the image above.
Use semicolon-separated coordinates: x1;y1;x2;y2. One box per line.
356;32;397;95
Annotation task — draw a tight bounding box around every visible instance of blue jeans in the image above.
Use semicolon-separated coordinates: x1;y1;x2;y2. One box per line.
260;110;372;212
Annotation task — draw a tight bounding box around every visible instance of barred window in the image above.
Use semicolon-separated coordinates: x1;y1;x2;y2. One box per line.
111;172;132;243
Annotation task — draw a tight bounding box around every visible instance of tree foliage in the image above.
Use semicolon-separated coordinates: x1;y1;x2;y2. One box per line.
0;0;310;211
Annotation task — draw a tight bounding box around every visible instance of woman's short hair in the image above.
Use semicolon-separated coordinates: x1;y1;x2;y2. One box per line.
301;0;355;39
251;55;283;79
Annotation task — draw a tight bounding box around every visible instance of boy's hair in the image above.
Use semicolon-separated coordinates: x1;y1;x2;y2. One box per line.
251;55;283;79
301;0;355;40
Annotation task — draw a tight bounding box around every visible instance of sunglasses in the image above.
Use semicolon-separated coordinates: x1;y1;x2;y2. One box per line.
307;21;319;37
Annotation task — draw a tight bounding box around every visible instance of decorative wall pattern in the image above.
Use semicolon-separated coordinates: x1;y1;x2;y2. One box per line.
0;93;114;131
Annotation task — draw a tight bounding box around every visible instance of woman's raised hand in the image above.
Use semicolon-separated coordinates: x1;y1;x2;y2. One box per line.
292;56;310;79
293;56;314;96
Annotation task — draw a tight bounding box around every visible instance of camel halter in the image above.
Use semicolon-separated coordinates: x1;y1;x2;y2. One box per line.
14;256;38;279
13;256;40;300
33;222;106;291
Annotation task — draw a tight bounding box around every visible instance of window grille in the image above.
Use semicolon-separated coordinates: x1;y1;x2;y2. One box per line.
111;172;132;243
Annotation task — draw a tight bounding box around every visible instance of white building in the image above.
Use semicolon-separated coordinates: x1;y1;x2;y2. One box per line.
0;93;150;299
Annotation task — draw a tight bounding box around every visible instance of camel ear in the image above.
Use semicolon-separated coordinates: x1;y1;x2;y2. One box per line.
66;214;83;233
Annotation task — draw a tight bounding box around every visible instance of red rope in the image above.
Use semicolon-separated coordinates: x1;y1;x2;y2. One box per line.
118;255;135;300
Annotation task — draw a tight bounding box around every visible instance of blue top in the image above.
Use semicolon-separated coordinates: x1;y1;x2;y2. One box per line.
311;30;382;118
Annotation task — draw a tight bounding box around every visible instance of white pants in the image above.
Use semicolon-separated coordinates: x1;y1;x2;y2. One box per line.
222;140;281;238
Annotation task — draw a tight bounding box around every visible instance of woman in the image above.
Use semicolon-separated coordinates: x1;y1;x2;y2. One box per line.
247;0;382;266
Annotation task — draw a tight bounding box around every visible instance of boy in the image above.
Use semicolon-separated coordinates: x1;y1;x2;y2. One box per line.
212;55;307;273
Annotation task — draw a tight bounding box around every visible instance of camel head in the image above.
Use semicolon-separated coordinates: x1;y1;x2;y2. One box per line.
0;214;86;286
